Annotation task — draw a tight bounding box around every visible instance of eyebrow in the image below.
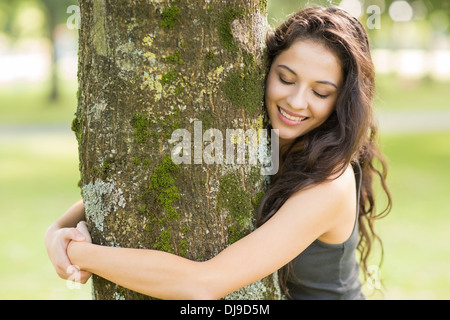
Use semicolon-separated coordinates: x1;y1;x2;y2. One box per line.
277;64;339;89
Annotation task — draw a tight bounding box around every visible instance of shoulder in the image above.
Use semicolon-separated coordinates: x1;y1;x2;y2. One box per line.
290;164;355;207
280;164;356;238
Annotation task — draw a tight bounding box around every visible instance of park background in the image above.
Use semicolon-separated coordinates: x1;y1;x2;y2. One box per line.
0;0;449;299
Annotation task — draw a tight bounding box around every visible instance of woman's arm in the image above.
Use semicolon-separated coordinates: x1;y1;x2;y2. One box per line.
47;199;86;230
45;200;92;282
68;169;354;299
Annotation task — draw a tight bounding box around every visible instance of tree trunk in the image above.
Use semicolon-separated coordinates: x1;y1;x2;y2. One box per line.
73;0;281;300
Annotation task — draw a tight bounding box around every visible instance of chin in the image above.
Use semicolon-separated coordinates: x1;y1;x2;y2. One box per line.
277;127;304;140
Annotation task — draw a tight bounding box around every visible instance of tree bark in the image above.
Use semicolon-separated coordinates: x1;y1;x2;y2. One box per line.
74;0;281;300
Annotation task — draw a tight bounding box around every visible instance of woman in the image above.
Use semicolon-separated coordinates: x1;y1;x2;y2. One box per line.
45;6;392;300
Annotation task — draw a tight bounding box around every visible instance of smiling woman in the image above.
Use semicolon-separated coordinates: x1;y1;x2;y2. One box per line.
265;39;343;145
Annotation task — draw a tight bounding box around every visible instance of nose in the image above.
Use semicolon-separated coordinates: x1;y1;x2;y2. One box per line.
286;86;308;111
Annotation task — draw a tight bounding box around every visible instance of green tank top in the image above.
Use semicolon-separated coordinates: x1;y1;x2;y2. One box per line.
287;162;365;300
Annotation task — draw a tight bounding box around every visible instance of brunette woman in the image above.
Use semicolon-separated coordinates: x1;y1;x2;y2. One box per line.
45;6;391;300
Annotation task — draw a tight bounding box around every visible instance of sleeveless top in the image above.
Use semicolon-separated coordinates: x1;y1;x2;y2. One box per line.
287;162;365;300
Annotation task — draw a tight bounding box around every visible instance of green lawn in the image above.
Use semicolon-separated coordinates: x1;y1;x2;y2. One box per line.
374;74;450;111
370;132;450;299
0;131;91;299
0;80;78;125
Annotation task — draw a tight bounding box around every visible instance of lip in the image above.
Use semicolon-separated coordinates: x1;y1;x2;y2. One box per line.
277;106;309;126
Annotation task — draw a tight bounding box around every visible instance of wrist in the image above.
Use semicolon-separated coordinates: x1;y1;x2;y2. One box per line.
67;240;89;270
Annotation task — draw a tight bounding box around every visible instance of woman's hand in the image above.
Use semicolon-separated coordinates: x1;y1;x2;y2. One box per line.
45;223;92;284
76;221;92;244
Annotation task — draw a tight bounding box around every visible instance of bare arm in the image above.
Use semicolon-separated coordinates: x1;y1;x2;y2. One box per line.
67;172;353;299
47;199;86;231
45;200;91;282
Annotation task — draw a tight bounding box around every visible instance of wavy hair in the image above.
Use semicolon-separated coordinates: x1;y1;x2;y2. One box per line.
256;6;392;298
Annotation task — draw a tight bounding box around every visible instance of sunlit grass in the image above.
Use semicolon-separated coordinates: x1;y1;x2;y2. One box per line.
0;79;78;125
372;132;450;299
0;132;91;299
375;74;450;111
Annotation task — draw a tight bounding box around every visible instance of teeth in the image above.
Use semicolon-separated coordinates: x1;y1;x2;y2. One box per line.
280;108;307;122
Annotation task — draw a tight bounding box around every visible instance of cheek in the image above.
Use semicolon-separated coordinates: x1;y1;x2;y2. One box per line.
265;72;283;103
313;103;336;126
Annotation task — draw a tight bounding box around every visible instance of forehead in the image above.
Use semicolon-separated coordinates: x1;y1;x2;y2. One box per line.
273;39;343;85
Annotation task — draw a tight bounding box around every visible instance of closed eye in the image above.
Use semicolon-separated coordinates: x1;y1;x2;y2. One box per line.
279;76;295;85
313;90;329;99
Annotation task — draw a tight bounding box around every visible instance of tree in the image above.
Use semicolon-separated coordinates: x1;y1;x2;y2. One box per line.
73;0;281;300
40;0;78;101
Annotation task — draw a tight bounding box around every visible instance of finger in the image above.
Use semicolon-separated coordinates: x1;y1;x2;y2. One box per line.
76;221;88;232
68;227;86;242
66;265;92;284
79;270;93;284
76;221;92;242
56;257;78;280
56;259;73;279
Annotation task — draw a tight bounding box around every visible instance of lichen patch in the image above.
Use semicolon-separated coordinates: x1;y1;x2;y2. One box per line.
82;179;127;232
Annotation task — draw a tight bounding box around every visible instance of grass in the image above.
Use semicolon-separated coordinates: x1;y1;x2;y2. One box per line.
0;80;78;125
371;132;450;299
374;74;450;111
0;131;91;299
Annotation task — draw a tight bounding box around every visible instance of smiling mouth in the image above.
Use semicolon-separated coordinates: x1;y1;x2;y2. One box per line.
278;107;309;122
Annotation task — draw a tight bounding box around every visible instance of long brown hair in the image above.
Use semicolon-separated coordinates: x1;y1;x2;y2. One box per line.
257;6;392;297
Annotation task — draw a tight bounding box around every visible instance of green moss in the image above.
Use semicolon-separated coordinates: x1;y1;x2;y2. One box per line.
216;6;266;114
174;86;184;96
145;157;183;255
218;7;245;51
223;67;264;115
102;160;112;176
164;50;184;65
153;229;174;253
198;110;214;128
71;116;82;140
179;240;188;257
161;6;181;29
217;171;253;244
161;69;177;87
252;191;264;209
149;156;181;221
203;49;220;72
259;0;268;13
142;158;151;170
133;157;141;166
131;113;151;144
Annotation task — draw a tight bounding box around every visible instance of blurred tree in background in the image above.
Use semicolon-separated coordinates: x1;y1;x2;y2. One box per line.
0;0;77;101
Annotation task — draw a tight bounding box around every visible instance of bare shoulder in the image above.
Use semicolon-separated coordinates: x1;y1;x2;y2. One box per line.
291;164;355;204
312;164;358;244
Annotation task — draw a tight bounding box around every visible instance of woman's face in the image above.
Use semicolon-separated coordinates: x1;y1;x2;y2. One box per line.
265;39;343;145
